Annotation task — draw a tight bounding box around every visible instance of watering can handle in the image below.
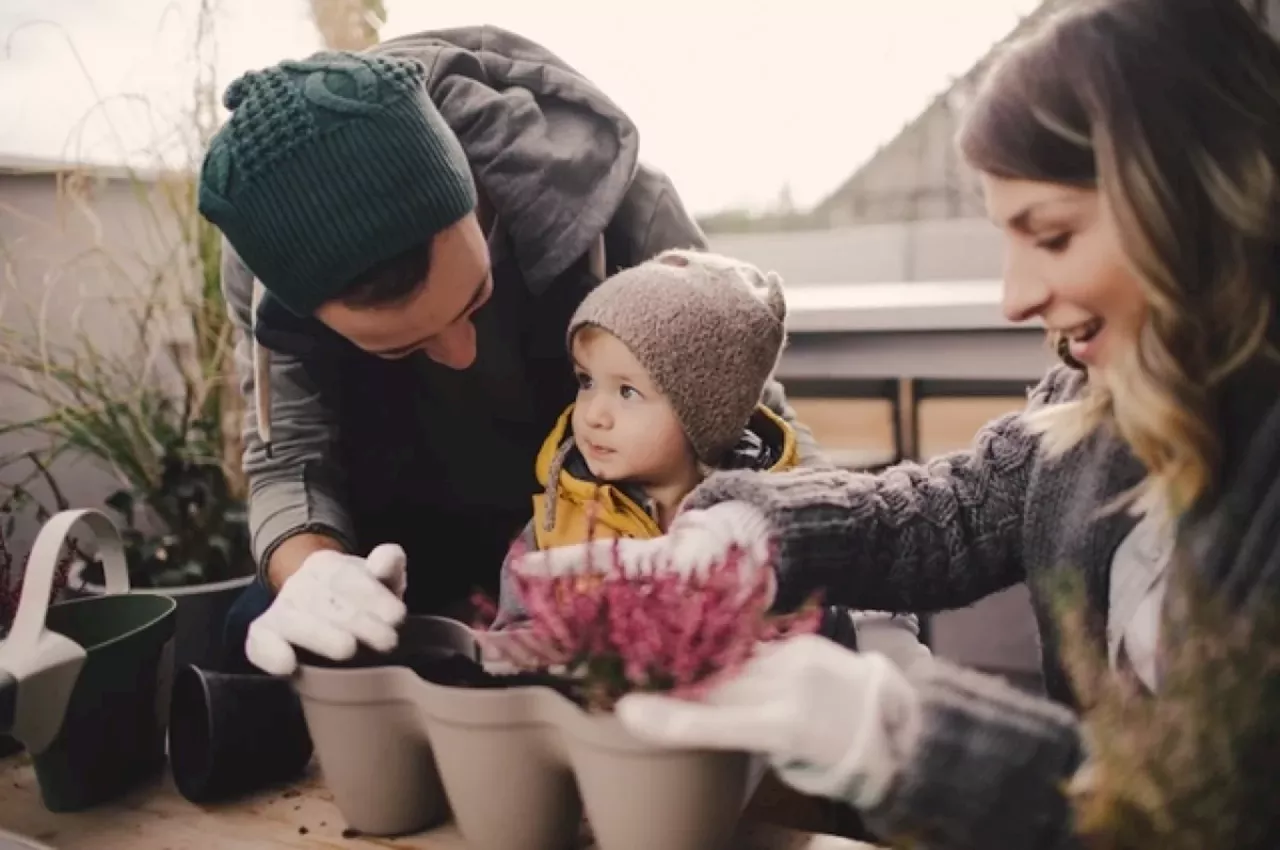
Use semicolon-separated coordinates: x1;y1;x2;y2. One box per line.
6;510;130;657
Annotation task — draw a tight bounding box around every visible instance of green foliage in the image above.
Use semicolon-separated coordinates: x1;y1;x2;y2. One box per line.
0;0;247;588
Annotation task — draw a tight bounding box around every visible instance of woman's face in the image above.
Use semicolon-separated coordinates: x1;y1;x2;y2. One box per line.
981;174;1148;372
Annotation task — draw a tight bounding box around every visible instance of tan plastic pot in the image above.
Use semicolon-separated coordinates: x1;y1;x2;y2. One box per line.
293;616;477;836
418;678;760;850
567;710;760;850
294;615;763;850
417;684;582;850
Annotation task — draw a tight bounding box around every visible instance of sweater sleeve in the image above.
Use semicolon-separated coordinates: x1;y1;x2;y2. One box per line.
859;659;1085;850
681;366;1085;613
221;239;357;575
489;519;540;630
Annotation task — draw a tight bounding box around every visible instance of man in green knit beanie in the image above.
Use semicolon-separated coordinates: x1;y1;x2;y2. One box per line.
201;29;821;676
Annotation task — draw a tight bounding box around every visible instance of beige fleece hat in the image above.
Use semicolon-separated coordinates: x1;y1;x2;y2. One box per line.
567;248;788;464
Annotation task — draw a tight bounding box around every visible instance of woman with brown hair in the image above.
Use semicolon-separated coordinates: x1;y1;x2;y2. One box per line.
511;0;1280;846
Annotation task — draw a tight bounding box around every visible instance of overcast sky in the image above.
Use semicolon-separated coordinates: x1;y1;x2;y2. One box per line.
0;0;1041;214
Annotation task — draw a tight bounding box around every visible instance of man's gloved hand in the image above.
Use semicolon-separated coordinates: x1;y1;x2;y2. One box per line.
615;634;924;809
510;501;774;582
245;543;408;676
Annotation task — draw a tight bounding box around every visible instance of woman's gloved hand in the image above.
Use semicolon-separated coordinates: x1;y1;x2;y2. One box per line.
245;543;408;675
615;634;924;809
850;611;935;676
509;501;774;582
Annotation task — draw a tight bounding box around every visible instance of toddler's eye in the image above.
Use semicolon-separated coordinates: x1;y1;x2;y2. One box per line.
575;371;592;389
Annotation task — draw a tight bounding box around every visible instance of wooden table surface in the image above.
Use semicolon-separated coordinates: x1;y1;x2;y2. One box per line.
0;754;878;850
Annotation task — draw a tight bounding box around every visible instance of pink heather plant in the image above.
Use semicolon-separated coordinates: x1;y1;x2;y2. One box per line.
474;533;823;713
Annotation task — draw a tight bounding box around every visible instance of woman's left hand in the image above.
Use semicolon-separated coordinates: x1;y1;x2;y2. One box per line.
615;634;924;809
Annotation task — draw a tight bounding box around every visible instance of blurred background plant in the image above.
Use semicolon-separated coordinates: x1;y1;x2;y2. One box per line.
309;0;385;51
0;0;247;589
0;0;387;590
1053;569;1280;850
0;484;79;636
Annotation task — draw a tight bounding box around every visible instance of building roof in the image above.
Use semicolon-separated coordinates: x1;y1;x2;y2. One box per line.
811;0;1070;217
707;217;1002;285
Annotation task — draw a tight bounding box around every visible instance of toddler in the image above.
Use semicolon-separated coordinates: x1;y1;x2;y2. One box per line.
492;249;929;671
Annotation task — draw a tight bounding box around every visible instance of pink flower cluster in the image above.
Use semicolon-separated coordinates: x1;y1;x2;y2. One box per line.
474;535;823;712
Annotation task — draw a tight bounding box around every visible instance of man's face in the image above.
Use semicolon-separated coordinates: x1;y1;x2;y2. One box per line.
315;213;493;369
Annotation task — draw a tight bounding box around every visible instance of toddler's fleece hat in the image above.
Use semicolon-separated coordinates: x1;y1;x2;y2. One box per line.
567;249;788;464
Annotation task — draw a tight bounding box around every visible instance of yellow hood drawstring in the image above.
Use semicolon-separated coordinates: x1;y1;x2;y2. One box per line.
541;439;575;532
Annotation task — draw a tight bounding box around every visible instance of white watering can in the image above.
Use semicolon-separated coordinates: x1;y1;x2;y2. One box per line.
0;509;130;754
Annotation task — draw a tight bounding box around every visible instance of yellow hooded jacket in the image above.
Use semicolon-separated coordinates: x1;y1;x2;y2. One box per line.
530;403;799;550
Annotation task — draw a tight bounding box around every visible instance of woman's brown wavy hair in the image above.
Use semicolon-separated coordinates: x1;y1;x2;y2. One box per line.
958;0;1280;516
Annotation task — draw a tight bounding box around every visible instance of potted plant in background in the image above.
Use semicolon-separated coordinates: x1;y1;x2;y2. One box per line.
0;191;253;672
0;0;401;681
0;0;253;672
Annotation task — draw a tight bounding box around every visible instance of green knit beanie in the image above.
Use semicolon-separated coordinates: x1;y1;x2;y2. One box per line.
198;50;477;316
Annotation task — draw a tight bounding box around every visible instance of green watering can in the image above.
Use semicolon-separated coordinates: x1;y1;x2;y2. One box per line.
0;509;177;812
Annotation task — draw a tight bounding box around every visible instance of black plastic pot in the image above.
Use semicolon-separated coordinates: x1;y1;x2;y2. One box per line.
33;591;176;812
0;735;22;758
66;564;254;673
169;664;313;803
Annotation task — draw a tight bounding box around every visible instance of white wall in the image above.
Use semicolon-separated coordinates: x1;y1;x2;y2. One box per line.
0;169;194;550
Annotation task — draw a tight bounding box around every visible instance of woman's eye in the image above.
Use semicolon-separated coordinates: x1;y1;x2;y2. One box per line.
1036;232;1073;253
619;385;639;400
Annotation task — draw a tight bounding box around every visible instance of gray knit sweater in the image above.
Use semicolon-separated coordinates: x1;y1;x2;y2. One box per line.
684;362;1280;849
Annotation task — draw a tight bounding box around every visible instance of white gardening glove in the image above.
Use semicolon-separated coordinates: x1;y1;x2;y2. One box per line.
850;611;935;676
616;634;924;809
245;543;408;676
510;501;774;582
665;501;775;577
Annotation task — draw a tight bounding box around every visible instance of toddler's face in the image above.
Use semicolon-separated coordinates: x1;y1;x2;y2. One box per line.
569;329;694;486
